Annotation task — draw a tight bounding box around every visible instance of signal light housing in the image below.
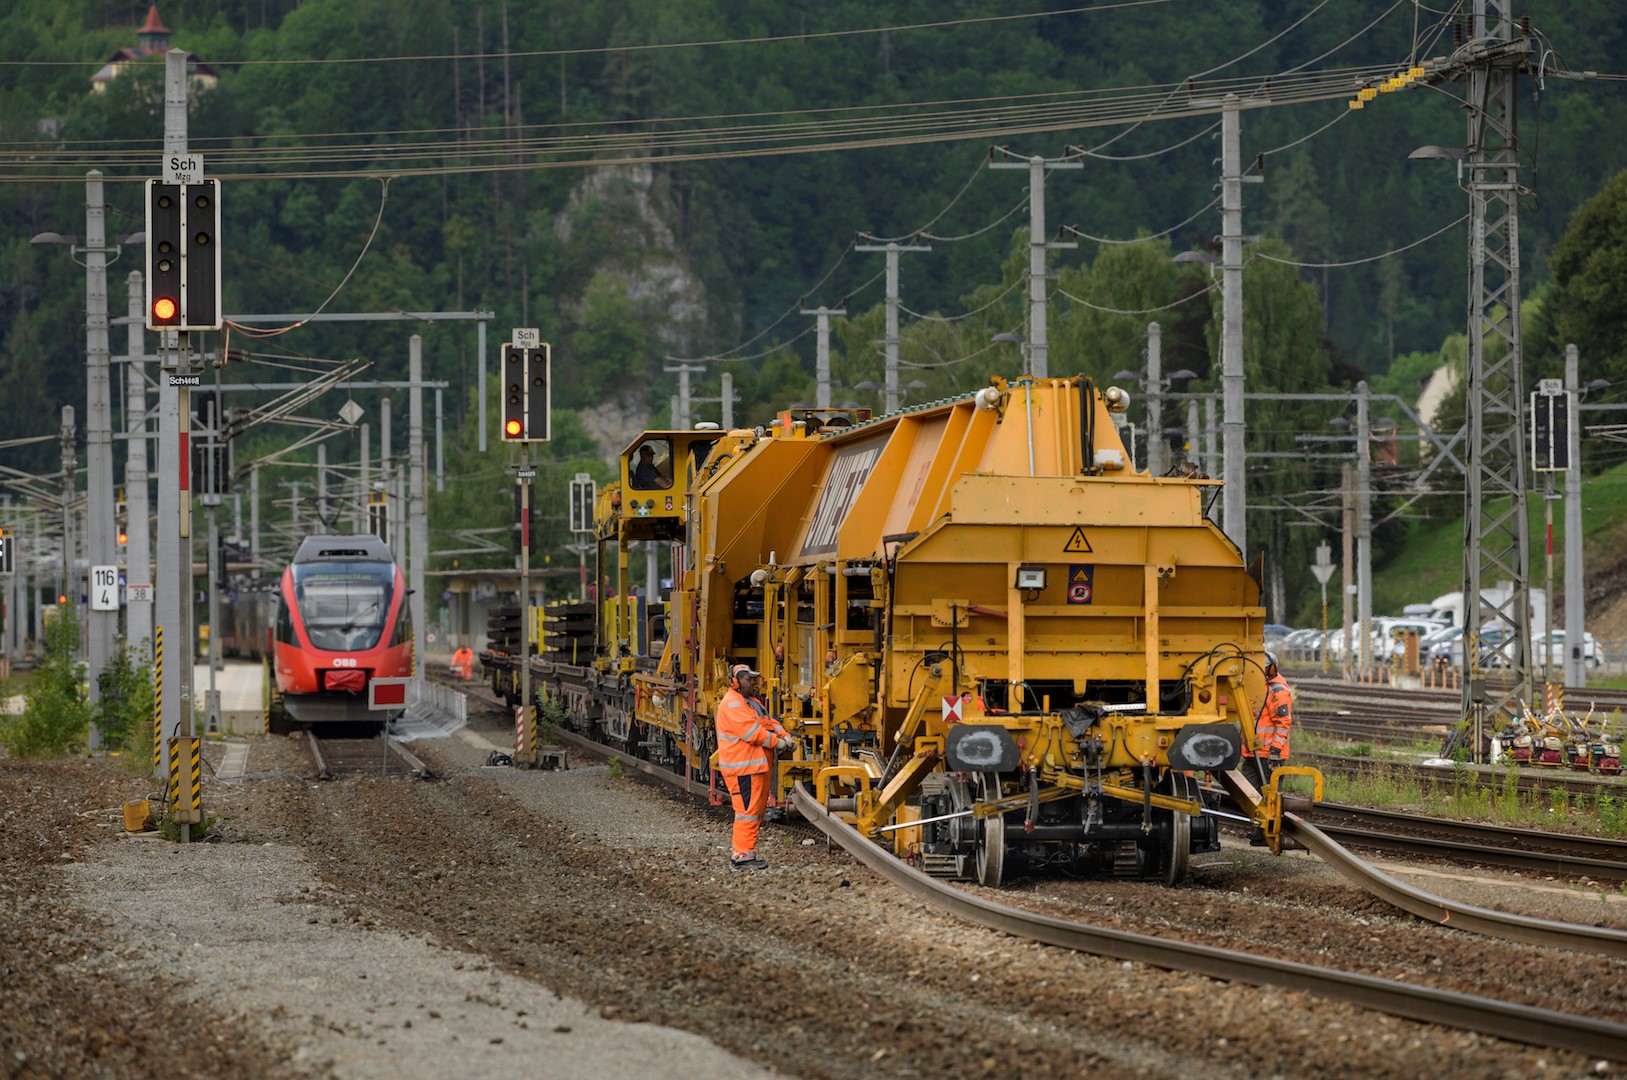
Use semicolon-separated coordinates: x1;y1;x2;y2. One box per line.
525;344;552;443
499;343;553;443
501;345;526;442
145;178;222;331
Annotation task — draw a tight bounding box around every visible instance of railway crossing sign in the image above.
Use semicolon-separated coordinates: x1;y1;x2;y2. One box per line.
90;565;119;611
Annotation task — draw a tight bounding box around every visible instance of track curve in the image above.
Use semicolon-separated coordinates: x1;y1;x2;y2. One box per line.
1283;812;1627;958
790;783;1627;1061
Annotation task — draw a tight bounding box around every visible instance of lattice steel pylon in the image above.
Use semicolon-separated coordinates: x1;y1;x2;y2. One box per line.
1456;4;1535;735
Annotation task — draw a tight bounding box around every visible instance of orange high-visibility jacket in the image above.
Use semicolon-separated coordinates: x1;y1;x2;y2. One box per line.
1252;674;1293;759
716;688;788;776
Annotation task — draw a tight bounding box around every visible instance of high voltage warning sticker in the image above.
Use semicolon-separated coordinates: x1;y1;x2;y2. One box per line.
1064;527;1092;553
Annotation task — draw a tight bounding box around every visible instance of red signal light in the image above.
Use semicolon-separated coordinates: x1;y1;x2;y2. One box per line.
118;530;128;545
504;419;523;438
152;296;178;322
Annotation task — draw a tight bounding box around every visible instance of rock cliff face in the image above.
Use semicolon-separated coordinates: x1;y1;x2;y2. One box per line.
556;162;713;462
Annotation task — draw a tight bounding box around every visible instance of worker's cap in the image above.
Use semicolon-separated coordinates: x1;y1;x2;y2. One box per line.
729;663;760;680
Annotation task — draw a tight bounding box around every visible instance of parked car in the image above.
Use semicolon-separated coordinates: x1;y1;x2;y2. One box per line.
1283;627;1327;661
1264;623;1294;651
1423;625;1464;665
1374;617;1450;660
1532;629;1606;669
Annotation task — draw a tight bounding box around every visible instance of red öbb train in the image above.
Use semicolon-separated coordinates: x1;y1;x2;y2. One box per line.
271;535;413;728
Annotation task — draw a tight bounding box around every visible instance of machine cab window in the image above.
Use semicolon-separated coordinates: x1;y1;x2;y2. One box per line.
628;439;674;490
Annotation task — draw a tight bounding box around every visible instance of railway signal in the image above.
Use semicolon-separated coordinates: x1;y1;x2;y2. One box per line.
501;343;526;441
499;332;552;443
144;175;222;331
0;526;12;575
569;474;596;534
367;488;388;545
146;181;182;329
525;343;552;443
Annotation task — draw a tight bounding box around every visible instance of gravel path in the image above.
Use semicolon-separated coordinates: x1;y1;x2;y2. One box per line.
4;710;1623;1078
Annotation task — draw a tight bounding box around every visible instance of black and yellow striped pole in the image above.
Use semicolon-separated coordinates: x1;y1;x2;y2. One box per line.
151;627;163;771
167;735;202;830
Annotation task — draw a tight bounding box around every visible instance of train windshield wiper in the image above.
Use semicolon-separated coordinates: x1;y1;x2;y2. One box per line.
337;600;380;634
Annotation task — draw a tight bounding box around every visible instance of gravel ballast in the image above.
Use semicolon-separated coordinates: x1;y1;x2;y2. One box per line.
4;709;1623;1078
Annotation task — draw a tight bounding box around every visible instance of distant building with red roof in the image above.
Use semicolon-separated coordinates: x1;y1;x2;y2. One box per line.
90;5;217;93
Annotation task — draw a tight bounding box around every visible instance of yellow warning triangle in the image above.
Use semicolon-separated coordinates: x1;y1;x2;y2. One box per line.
1064;527;1092;553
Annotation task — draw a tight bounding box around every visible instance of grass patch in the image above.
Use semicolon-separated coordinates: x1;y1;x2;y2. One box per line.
1320;757;1627;839
1319;762;1425;806
1368;458;1627;622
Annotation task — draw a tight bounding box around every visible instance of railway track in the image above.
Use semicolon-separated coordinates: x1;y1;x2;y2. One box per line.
519;704;1627;1057
793;785;1627;1062
305;730;429;780
1301;750;1627;799
1290;674;1627;717
1306;802;1627;882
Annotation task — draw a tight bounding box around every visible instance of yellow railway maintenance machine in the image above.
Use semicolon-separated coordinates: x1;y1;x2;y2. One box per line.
561;376;1318;886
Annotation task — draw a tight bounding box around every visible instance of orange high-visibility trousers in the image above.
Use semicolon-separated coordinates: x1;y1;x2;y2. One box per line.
723;771;769;861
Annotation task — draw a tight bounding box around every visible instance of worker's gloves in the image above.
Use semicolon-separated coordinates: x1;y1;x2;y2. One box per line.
778;736;802;757
1267;749;1282;761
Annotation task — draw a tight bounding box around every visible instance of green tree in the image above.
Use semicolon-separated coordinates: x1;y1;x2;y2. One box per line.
1547;169;1627;389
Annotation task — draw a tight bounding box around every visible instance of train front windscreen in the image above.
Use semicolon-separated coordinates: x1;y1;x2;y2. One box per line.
291;561;395;652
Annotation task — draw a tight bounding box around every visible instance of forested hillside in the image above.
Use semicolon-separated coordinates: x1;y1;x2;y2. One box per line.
2;0;1625;615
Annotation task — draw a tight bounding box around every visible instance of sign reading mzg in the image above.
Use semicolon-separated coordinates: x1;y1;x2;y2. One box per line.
800;436;886;557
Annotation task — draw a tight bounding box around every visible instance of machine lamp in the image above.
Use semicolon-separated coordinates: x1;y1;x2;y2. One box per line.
1015;565;1047;591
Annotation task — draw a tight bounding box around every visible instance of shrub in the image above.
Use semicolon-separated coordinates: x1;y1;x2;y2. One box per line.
93;636;155;754
1;608;89;757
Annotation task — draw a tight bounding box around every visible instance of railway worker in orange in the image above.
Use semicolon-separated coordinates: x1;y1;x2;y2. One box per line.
449;646;475;681
1249;651;1294;788
715;663;797;871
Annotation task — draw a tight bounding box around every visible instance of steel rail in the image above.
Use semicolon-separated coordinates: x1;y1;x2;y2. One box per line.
530;695;1627;957
1284;813;1627;958
790;784;1627;1061
1301;751;1627;799
1315;801;1627;866
305;731;422;779
469;684;1627;974
1310;821;1627;883
305;730;331;781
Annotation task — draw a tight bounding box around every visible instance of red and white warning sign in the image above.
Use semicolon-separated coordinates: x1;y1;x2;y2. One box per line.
942;695;963;723
368;676;414;710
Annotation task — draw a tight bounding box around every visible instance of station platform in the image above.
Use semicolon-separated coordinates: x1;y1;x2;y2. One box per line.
195;659;265;734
